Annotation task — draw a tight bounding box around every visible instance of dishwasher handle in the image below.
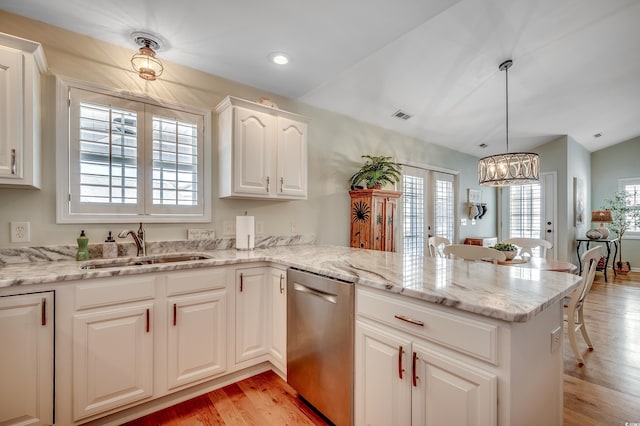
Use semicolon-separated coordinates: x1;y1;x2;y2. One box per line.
292;282;338;304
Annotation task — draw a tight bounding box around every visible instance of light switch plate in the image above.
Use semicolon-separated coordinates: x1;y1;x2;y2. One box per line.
461;218;467;226
256;221;264;235
223;220;235;236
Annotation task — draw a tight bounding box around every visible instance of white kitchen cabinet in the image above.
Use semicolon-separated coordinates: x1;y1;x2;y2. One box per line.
270;267;287;371
72;276;156;420
0;33;47;188
235;266;270;363
411;343;497;425
355;288;498;426
217;96;308;200
165;269;228;391
0;292;54;426
355;321;412;426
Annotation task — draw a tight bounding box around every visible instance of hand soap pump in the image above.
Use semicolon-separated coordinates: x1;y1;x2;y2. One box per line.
76;230;89;261
103;231;117;259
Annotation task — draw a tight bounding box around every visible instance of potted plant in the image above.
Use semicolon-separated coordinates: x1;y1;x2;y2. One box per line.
601;190;640;274
349;155;402;190
492;243;518;260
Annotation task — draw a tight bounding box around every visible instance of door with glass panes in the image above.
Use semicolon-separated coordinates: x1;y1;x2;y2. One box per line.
400;165;456;256
500;172;556;258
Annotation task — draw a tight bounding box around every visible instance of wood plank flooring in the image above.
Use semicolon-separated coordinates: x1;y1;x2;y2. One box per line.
563;271;640;425
127;272;640;425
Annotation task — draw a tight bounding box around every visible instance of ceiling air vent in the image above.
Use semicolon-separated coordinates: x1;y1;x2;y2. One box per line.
392;110;412;120
479;143;488;148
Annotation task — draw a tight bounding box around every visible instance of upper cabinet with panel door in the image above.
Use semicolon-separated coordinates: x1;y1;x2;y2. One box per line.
216;96;308;200
0;33;47;188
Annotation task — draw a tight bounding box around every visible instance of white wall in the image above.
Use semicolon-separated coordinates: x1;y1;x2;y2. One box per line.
0;11;494;249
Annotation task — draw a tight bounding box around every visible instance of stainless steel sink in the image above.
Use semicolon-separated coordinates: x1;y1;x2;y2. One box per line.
80;254;212;270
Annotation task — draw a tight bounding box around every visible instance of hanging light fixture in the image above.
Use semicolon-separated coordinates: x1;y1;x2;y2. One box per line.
130;32;164;81
478;59;540;186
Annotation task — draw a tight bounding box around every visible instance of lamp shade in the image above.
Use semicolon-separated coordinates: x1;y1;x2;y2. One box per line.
591;210;613;223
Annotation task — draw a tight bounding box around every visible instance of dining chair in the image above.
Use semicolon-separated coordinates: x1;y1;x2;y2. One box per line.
565;246;601;367
443;244;506;263
502;237;552;258
428;236;451;257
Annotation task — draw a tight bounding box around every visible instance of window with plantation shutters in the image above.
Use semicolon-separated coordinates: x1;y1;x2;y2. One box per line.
509;183;542;239
58;83;210;223
433;172;455;242
619;178;640;235
401;165;457;255
508;183;543;256
402;174;425;256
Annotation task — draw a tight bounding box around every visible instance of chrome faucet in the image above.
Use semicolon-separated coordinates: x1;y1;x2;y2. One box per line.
118;223;146;256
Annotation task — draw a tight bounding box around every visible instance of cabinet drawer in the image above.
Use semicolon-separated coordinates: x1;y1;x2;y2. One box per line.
75;276;156;310
166;268;226;296
356;288;498;364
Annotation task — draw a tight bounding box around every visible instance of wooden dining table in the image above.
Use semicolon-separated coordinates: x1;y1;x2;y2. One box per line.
484;257;578;273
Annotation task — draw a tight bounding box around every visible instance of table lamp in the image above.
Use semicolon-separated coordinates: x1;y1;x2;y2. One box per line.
591;210;613;238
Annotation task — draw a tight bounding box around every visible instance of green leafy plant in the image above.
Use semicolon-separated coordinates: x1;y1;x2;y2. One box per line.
349;155;402;189
601;190;640;265
492;243;517;252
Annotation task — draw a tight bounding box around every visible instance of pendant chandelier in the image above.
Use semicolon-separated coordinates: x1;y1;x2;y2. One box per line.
478;59;540;186
131;32;164;81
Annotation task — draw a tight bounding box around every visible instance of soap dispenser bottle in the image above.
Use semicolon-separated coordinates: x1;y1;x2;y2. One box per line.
103;231;117;259
76;230;89;261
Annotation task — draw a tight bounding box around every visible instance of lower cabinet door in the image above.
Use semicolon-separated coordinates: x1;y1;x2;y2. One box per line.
0;292;54;426
355;321;412;426
270;267;287;371
235;267;269;363
167;290;227;390
73;303;154;420
411;343;497;426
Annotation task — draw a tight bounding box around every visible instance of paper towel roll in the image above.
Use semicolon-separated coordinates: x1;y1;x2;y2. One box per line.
236;216;255;250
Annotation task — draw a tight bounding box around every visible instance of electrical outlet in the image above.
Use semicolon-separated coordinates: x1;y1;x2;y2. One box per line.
256;221;264;235
550;326;562;353
223;220;235;236
460;218;467;226
10;221;31;243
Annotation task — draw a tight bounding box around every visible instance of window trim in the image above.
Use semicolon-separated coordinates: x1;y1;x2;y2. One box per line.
56;77;212;224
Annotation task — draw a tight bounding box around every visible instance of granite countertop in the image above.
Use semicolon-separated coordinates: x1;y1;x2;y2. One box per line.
0;244;581;323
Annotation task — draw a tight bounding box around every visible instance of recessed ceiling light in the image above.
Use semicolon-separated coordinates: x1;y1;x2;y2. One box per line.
269;52;289;65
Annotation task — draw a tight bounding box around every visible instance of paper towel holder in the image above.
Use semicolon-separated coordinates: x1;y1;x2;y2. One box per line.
236;211;255;251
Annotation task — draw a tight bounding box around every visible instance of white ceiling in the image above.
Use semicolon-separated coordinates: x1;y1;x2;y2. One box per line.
2;0;639;157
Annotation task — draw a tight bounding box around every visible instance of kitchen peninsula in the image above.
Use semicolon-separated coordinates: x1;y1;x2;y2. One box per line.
0;243;580;425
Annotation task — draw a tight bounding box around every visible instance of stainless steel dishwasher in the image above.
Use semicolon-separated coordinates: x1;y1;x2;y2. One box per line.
287;268;354;426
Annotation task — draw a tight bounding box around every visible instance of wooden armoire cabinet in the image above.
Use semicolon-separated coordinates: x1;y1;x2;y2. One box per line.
349;189;402;251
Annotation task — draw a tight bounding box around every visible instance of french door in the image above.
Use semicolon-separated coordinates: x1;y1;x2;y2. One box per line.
400;165;457;256
500;172;557;258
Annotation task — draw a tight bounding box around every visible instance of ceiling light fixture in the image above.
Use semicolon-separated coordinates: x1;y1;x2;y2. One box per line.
131;31;164;81
478;59;540;186
269;52;289;65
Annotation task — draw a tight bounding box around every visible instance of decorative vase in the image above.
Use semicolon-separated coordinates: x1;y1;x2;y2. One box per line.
502;250;517;261
586;229;603;240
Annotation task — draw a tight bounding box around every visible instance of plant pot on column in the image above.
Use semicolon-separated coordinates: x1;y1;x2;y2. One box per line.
349;155;402;190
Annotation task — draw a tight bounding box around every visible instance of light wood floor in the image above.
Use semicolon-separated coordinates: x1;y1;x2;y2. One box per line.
127;271;640;425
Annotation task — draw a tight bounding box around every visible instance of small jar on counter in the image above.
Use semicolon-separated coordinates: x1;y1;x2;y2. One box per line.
102;231;118;259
